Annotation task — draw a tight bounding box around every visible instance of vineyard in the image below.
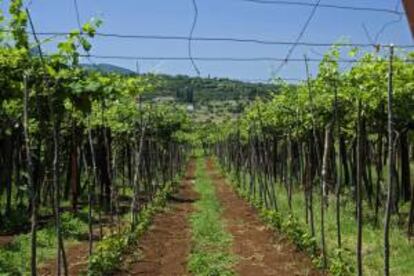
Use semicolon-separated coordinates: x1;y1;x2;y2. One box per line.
209;46;414;275
1;0;414;275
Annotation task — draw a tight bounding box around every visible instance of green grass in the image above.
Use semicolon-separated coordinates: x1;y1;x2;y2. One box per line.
0;212;87;275
188;158;235;276
283;187;414;275
232;170;414;275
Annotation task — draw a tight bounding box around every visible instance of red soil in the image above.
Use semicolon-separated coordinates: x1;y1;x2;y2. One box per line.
206;158;323;276
116;159;197;276
38;160;197;276
0;235;13;247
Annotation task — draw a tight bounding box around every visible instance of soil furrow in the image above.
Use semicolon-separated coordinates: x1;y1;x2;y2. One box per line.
38;159;196;276
206;158;322;276
117;159;197;276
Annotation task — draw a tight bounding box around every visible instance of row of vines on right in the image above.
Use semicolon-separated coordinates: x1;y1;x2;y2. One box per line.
207;46;414;275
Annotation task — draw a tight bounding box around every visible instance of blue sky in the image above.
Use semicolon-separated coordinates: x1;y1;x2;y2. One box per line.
2;0;412;82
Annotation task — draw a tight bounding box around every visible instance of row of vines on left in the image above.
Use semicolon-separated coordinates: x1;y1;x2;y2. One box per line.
0;1;192;275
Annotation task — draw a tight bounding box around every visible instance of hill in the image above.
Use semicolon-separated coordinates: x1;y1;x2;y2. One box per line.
81;63;278;103
82;63;136;75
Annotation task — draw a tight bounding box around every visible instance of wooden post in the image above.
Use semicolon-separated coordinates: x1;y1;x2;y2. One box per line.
402;0;414;38
384;44;394;276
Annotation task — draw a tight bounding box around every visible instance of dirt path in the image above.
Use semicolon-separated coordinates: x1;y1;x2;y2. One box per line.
0;235;14;247
38;241;91;276
117;159;197;276
38;160;197;276
38;224;113;275
206;158;322;276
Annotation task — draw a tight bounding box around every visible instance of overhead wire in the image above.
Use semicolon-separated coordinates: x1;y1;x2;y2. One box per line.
1;29;412;49
373;0;404;43
20;0;413;81
73;0;96;66
274;0;322;75
74;54;414;63
189;0;201;75
73;0;82;31
238;0;403;16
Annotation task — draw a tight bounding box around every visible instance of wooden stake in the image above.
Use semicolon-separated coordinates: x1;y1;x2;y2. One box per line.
402;0;414;38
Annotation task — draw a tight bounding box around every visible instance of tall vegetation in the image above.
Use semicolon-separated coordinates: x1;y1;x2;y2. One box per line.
0;2;191;275
208;46;414;274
